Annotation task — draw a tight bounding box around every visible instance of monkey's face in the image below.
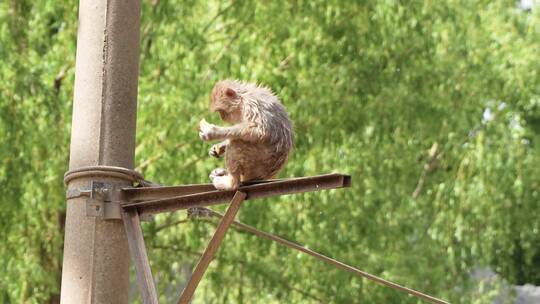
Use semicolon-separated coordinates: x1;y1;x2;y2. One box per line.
210;84;242;123
215;105;242;123
218;110;230;121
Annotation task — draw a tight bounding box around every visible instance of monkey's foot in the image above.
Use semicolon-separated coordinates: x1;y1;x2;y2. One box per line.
211;174;238;190
209;168;227;181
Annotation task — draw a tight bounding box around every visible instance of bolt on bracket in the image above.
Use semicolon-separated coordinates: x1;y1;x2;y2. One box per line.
74;181;122;219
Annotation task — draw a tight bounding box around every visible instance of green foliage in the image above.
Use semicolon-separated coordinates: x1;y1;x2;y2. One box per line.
0;1;76;302
1;0;539;303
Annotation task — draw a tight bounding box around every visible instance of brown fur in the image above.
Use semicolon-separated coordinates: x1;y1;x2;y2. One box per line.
199;80;293;190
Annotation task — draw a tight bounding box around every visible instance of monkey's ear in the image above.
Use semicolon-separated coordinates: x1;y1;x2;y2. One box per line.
225;87;237;98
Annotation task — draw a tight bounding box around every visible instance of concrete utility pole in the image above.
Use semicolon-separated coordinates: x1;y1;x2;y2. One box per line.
61;0;141;303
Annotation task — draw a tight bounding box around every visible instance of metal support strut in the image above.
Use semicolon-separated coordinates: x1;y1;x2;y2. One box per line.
177;191;246;304
66;168;448;304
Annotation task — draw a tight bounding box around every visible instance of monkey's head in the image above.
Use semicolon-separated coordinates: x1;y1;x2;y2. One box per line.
210;80;243;123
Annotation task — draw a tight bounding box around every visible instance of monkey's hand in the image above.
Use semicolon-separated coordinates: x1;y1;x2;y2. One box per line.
209;141;227;158
199;118;217;141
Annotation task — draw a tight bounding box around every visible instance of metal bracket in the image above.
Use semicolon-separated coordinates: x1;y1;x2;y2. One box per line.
86;197;105;217
86;181;121;219
66;188;91;200
66;181;141;220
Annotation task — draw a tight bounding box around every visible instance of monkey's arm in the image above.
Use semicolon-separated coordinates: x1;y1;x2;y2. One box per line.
199;119;263;142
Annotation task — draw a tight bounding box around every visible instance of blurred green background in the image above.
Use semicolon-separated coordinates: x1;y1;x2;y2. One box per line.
1;0;539;303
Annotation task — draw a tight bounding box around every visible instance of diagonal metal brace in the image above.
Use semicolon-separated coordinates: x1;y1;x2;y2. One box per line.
122;208;159;304
177;191;247;304
202;207;449;304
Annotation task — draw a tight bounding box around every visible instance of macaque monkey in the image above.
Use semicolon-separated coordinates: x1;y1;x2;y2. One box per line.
199;80;293;190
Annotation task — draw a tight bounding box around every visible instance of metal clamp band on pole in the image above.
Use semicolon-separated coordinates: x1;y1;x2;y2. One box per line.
64;165;151;186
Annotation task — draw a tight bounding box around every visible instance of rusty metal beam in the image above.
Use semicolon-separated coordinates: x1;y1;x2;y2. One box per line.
121;174;350;218
120;176;305;202
122;184;216;202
